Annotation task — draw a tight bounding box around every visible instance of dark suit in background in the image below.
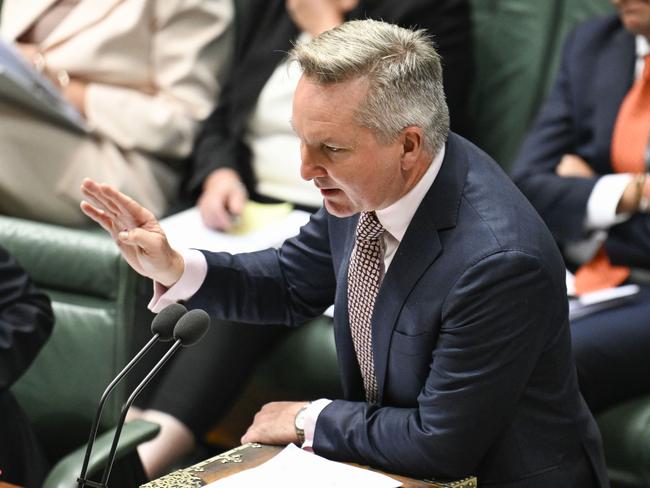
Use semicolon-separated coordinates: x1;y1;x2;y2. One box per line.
512;15;650;413
189;133;608;487
0;246;54;488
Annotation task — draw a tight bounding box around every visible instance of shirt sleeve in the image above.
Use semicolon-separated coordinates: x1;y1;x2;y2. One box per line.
302;398;333;451
585;173;634;230
148;249;208;313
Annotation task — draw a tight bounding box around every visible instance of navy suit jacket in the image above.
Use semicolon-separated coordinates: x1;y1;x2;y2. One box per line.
512;15;650;270
190;133;608;487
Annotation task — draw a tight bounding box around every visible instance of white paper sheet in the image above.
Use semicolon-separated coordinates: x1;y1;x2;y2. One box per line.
160;203;311;253
566;270;640;320
205;444;402;488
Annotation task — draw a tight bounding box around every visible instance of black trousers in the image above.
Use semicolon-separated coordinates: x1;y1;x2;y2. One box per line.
0;391;48;488
133;319;291;438
571;284;650;413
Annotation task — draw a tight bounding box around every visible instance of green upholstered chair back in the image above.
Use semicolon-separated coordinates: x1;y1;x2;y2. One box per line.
468;0;615;172
0;216;148;462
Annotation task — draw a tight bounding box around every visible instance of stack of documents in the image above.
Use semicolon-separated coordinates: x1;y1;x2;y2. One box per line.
160;202;311;253
205;444;402;488
566;270;640;320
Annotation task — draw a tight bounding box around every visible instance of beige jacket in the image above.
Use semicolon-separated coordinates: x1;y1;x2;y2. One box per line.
1;0;234;159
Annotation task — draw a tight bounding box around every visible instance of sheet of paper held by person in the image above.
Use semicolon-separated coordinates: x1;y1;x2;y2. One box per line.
565;269;640;320
160;201;311;253
205;443;402;488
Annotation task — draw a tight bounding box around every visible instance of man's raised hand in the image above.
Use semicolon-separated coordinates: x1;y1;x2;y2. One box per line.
80;178;184;287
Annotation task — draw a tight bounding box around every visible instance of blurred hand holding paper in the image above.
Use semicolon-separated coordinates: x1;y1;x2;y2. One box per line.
205;444;402;488
160;202;311;253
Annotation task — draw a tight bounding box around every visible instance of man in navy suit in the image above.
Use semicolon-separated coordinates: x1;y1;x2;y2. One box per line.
81;20;608;487
512;0;650;414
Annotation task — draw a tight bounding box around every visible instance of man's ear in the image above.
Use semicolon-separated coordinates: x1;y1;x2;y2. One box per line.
400;126;425;170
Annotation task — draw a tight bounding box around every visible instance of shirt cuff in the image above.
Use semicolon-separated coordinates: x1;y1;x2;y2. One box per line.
585;173;634;229
301;398;332;451
148;249;208;313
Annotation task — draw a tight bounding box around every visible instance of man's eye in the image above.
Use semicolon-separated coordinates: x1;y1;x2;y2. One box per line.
324;145;342;153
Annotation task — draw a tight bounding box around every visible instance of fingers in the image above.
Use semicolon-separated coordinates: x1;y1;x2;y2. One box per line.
555;154;594;178
81;178;156;229
228;183;248;217
198;193;233;231
81;179;128;228
80;200;118;236
198;173;248;231
101;184;157;227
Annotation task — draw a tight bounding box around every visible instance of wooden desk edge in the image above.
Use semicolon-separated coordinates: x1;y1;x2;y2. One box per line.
142;443;477;488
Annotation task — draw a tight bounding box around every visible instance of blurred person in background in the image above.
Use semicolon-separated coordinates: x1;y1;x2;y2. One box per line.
0;0;233;226
512;0;650;414
0;245;53;488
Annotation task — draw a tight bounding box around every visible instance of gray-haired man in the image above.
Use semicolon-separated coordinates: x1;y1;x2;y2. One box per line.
81;20;608;487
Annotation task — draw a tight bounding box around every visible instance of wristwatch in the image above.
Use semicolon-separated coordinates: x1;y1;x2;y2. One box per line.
294;404;309;444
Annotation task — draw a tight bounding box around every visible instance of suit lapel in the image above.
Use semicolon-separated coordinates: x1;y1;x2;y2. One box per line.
40;0;125;49
373;134;468;402
593;24;635;171
1;0;57;41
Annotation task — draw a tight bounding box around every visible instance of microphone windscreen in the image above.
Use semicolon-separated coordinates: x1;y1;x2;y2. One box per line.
151;303;188;341
173;309;210;346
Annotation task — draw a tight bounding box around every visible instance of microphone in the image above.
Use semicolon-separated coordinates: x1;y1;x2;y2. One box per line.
77;303;187;487
98;309;211;487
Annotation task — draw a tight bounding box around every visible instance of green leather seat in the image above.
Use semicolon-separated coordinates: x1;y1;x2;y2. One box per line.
0;215;159;488
468;0;615;171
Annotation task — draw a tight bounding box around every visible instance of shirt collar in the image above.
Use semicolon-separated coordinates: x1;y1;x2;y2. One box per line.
375;144;446;244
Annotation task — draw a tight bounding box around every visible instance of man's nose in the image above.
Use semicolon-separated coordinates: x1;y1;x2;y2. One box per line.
300;146;327;181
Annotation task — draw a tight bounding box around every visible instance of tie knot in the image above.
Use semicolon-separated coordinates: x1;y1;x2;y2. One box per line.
356;211;385;241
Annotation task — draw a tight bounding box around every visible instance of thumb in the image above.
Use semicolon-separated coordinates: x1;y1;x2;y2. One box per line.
228;186;247;217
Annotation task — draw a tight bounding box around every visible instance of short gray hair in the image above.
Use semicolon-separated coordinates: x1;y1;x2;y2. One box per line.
291;19;449;154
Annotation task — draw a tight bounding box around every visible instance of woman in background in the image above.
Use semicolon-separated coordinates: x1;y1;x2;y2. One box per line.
0;0;233;226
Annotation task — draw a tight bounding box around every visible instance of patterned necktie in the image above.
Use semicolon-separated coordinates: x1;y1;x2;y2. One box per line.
574;55;650;295
347;211;385;403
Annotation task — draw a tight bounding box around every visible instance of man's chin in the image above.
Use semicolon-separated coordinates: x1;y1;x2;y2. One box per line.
323;198;356;218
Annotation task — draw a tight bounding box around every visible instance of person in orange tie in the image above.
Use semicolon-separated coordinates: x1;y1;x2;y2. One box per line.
512;0;650;413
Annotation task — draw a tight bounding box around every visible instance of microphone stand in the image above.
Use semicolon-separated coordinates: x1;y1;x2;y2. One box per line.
76;334;161;487
77;340;184;488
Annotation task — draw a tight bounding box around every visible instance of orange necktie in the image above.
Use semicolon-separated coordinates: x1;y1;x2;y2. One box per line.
574;54;650;295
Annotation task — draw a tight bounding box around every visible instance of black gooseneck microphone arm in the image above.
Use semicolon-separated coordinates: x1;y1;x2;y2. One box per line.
77;303;187;487
87;309;210;488
99;339;184;486
76;333;161;486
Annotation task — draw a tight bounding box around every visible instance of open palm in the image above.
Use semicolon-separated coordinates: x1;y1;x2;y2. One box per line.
80;179;184;287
